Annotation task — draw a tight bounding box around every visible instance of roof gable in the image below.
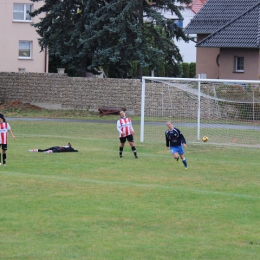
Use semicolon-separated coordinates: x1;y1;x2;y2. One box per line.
197;3;260;48
185;0;260;34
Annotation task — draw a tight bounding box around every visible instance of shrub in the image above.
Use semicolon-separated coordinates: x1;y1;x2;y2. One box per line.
190;62;196;78
182;62;190;78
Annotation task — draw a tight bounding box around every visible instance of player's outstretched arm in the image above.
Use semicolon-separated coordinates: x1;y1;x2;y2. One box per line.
9;130;16;140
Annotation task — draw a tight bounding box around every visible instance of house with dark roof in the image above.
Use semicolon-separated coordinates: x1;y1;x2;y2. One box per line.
185;0;260;80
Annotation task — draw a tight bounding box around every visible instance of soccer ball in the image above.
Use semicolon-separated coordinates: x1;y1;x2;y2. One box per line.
202;136;208;142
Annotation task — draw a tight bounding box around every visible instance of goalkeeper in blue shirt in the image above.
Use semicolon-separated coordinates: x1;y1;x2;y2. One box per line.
165;121;188;169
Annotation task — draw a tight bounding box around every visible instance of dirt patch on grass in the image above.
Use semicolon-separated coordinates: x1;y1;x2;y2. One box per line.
0;100;44;111
0;100;101;119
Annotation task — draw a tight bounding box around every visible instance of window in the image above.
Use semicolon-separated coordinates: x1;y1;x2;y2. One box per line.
173;19;183;28
235;56;244;72
13;4;32;21
19;41;32;59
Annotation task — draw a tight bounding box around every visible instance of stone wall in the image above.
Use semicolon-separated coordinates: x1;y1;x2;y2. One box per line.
0;72;222;118
0;72;142;114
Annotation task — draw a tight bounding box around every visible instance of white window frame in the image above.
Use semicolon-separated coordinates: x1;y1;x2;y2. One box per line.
19;41;32;59
235;56;244;72
13;3;32;22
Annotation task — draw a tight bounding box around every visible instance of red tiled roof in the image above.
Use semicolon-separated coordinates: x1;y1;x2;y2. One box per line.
188;0;206;14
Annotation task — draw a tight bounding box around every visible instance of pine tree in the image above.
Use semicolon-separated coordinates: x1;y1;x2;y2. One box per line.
30;0;191;78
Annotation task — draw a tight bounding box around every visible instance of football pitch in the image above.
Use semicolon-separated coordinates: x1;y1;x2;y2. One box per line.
1;120;260;260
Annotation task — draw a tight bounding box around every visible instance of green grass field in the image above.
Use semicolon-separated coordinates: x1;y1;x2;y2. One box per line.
1;118;260;260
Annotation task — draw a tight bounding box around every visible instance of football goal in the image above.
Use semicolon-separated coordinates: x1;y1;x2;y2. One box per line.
140;76;260;147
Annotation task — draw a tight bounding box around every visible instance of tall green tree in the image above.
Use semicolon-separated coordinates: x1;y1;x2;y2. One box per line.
30;0;191;78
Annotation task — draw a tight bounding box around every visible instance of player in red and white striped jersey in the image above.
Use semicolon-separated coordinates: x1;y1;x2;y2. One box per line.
116;110;138;159
0;113;16;166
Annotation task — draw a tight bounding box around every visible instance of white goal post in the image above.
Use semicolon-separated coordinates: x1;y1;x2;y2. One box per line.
140;76;260;147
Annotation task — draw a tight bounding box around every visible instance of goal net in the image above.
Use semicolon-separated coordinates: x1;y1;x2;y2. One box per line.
140;77;260;147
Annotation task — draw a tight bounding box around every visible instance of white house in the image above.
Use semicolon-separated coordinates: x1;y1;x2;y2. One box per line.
161;0;206;63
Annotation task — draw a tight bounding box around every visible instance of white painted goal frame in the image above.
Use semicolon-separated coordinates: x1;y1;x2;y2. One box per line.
140;76;260;147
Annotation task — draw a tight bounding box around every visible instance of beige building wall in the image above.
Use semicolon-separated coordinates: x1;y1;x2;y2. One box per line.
196;34;220;79
0;0;47;73
219;48;260;80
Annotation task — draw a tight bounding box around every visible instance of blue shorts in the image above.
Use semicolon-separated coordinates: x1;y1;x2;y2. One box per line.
170;145;184;155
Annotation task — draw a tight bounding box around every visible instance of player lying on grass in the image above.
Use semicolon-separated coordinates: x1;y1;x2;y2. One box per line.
28;142;78;153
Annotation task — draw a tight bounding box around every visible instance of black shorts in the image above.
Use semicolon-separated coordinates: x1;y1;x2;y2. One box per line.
119;134;134;143
0;144;7;150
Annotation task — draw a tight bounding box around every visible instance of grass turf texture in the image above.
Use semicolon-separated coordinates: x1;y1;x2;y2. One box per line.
1;120;260;260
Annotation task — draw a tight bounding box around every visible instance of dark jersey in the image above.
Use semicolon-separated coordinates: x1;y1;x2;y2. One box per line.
55;146;78;152
165;128;186;147
38;146;78;152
